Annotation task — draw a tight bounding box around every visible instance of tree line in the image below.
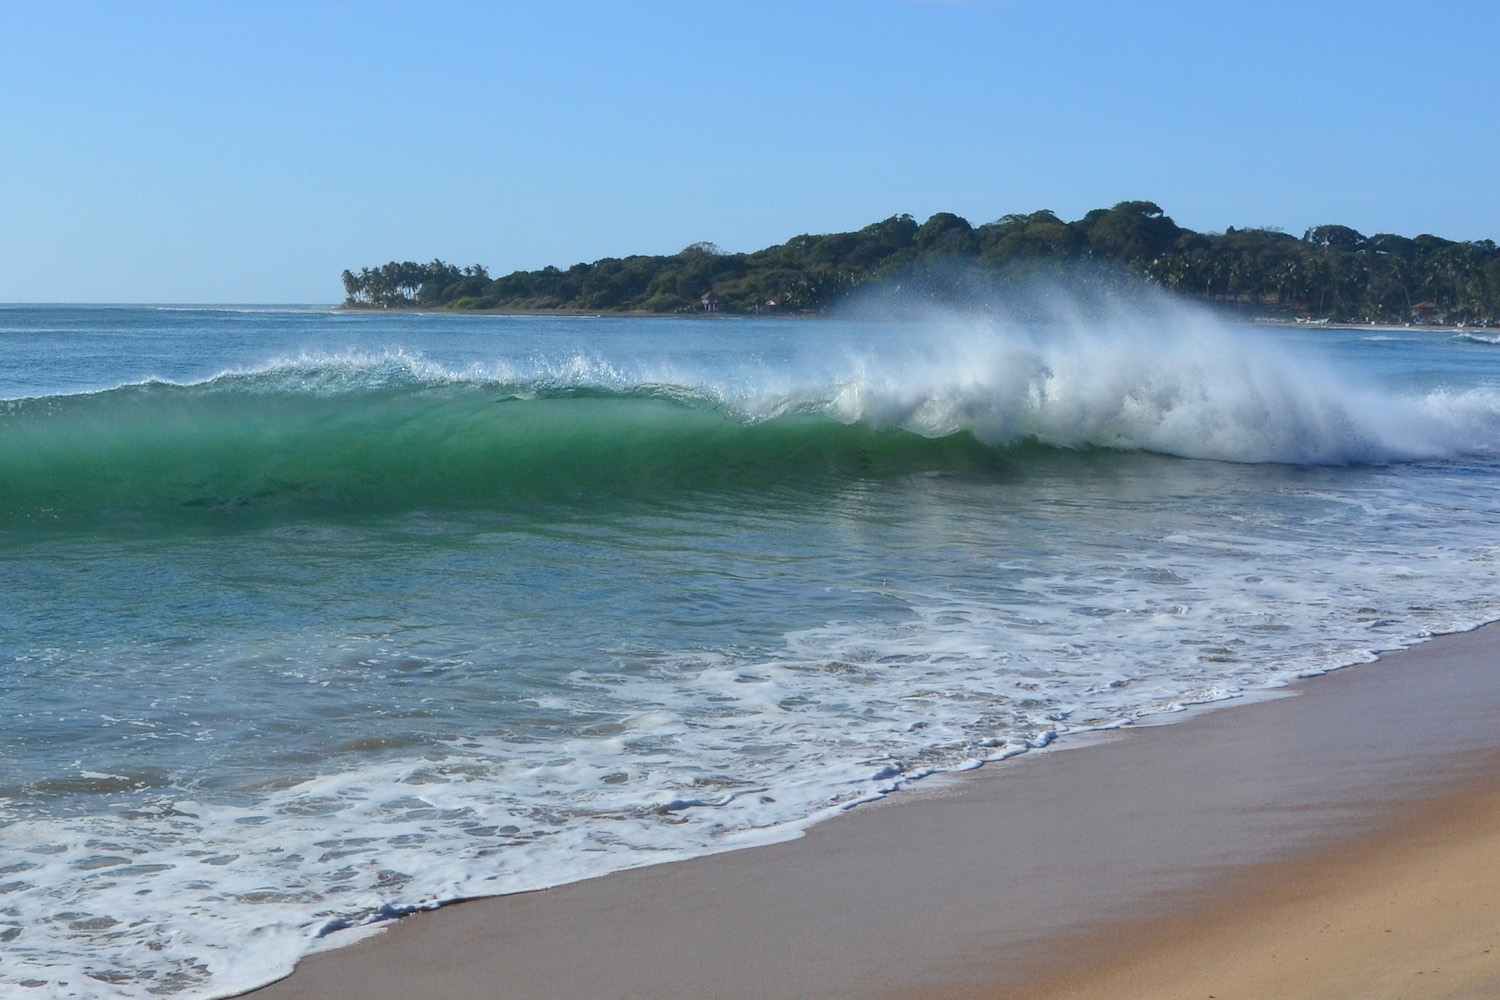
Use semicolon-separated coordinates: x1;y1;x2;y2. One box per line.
341;201;1500;324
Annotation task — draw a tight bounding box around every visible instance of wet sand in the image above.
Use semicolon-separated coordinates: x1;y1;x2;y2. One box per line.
244;625;1500;1000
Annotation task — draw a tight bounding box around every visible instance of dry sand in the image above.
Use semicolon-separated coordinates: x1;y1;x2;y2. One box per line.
244;625;1500;1000
1001;783;1500;1000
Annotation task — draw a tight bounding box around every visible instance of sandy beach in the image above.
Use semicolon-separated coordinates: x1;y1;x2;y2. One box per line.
240;624;1500;1000
1006;782;1500;1000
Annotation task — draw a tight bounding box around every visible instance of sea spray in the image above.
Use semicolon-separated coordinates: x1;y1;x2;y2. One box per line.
825;294;1500;463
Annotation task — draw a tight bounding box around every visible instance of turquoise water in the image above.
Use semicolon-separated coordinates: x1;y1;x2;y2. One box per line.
3;303;1499;998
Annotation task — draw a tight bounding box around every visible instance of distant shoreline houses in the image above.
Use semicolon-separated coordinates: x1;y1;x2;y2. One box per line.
1411;301;1441;324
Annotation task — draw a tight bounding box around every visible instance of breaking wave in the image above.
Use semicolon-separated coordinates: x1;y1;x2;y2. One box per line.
3;319;1499;528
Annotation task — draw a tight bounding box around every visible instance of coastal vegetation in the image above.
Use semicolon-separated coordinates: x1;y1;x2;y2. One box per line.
341;202;1500;324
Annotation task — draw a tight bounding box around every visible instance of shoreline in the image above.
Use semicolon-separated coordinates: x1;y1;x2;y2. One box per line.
334;302;1491;333
334;304;815;319
243;623;1500;1000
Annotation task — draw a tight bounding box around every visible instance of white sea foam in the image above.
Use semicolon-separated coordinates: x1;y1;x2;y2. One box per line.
811;307;1500;464
7;514;1499;998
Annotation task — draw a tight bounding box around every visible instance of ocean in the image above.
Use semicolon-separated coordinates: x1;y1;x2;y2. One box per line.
3;301;1498;998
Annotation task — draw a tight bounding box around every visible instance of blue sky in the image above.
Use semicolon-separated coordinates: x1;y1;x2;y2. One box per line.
2;0;1497;303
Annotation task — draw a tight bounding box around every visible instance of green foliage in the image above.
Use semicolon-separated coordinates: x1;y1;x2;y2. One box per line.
914;212;977;255
1086;201;1181;259
340;261;489;308
341;203;1500;324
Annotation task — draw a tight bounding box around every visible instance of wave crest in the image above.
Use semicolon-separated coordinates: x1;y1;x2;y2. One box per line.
828;321;1500;464
4;314;1498;527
